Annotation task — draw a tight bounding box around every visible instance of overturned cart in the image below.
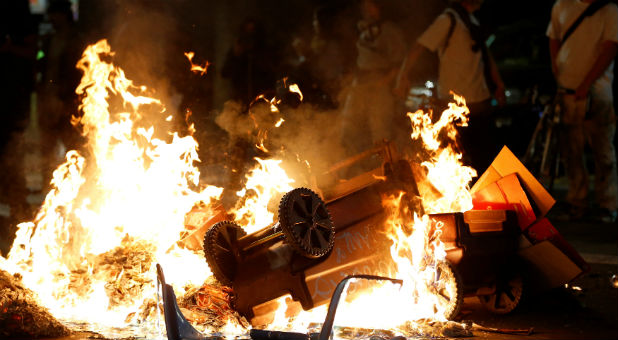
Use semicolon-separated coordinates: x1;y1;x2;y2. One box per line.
193;143;531;323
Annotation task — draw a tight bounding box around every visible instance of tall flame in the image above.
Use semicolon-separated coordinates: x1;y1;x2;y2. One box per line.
232;158;294;234
408;93;476;213
1;40;222;333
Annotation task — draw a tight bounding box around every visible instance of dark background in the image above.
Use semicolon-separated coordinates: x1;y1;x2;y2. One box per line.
70;0;564;155
70;0;558;107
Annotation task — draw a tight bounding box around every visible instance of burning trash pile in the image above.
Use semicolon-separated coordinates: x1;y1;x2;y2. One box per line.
0;39;588;340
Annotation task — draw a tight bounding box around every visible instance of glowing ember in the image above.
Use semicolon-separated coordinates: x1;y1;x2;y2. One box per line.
184;51;210;76
246;81;302;154
288;84;303;102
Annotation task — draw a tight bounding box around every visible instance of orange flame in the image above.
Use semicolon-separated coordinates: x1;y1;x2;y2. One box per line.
231;158;294;234
262;96;474;333
408;93;476;213
184;51;210;76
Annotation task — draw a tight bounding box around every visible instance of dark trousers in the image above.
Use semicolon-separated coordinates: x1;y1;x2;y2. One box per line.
457;99;500;174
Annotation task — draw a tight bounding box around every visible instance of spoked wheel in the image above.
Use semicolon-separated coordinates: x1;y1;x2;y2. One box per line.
203;221;247;286
478;274;524;314
278;188;335;258
429;261;463;320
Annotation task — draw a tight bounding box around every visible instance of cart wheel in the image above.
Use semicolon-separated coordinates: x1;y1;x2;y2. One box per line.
478;274;523;314
203;221;246;286
430;261;463;320
279;188;335;258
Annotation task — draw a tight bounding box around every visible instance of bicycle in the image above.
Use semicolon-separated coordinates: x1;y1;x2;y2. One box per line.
522;88;574;191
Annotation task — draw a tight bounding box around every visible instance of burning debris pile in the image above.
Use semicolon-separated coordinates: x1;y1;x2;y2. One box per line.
0;269;71;338
0;39;224;336
61;237;157;313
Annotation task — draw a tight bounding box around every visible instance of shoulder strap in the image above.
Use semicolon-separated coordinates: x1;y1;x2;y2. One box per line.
443;11;456;51
561;0;612;46
446;4;498;92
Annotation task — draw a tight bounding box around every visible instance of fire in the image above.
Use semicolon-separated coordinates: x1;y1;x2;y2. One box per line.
408;93;476;213
350;93;475;328
231;158;294;234
260;95;474;334
288;84;303;102
0;40;222;334
184;51;210;76
353;93;475;328
381;195;454;323
1;38;476;338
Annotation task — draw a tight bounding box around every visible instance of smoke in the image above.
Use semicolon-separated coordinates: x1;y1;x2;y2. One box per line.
105;2;183;111
213;97;348;190
74;1;423;198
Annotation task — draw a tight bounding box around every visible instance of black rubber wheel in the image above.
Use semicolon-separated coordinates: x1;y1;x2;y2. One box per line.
203;221;246;286
429;261;463;320
478;274;524;314
278;188;335;258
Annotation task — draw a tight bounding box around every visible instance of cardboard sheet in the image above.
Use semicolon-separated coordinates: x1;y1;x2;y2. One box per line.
518;240;582;290
525;218;590;273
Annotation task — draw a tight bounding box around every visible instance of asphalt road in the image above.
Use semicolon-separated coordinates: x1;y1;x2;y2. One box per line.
461;263;617;340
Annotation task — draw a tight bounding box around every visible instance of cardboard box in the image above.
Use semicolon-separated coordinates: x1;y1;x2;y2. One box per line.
471;146;555;218
525;218;590;273
471;147;587;289
472;173;537;230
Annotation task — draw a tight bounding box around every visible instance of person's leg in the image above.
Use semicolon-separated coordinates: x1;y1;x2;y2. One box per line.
459;100;495;173
560;122;588;214
367;83;395;146
585;94;617;221
340;77;372;157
